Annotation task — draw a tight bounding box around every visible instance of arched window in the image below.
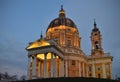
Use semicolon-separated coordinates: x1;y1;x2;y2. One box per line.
89;66;92;71
95;41;99;49
67;38;71;47
71;60;75;65
89;73;92;77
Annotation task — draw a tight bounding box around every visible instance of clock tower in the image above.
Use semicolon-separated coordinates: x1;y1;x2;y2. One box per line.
90;20;104;57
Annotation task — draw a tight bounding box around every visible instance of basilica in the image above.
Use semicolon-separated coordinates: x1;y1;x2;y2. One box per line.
26;6;113;80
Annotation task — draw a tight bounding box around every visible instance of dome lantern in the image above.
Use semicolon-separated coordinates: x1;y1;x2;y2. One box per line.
59;5;66;18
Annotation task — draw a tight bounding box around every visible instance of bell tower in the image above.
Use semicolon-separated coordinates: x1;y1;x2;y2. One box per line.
90;20;104;57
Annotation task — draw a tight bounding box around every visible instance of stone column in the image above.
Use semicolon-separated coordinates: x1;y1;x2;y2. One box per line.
50;53;54;77
61;59;64;77
65;60;68;77
27;55;31;80
54;56;57;77
102;63;106;78
38;60;41;78
82;62;85;77
41;61;43;78
59;58;62;77
32;55;37;79
44;54;47;78
78;61;81;77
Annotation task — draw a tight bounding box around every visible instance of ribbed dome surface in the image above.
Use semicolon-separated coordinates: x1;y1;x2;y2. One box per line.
48;17;77;28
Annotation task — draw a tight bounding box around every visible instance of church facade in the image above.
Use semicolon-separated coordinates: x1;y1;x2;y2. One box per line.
26;6;113;80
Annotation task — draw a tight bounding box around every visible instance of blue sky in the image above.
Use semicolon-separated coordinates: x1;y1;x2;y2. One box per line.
0;0;120;79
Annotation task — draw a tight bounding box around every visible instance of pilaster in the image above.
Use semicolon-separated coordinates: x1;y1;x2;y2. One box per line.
78;61;81;77
65;60;68;77
102;63;106;78
92;63;96;77
82;62;85;77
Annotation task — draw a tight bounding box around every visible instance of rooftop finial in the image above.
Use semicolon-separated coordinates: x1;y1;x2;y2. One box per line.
40;31;43;39
94;19;97;28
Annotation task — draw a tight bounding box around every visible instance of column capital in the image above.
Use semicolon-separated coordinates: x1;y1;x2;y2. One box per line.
44;52;48;55
28;55;31;58
32;54;37;59
58;56;63;60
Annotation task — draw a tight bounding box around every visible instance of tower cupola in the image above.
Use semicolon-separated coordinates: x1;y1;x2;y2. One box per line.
90;20;104;57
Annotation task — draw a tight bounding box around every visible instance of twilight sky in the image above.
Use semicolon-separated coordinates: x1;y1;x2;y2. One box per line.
0;0;120;79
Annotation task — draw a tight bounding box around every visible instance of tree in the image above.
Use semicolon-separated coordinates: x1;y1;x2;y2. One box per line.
5;72;9;79
11;75;18;81
20;75;26;80
0;73;1;80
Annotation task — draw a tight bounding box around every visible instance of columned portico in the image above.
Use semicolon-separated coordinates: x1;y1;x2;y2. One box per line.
26;41;64;79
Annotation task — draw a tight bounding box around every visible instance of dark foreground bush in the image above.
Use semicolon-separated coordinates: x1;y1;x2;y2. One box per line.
13;77;118;82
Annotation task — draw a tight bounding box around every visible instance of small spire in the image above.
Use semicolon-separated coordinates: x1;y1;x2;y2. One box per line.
94;19;97;28
92;19;100;32
61;5;63;10
40;31;43;39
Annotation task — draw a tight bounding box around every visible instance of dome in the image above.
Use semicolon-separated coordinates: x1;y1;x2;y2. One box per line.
46;5;77;32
